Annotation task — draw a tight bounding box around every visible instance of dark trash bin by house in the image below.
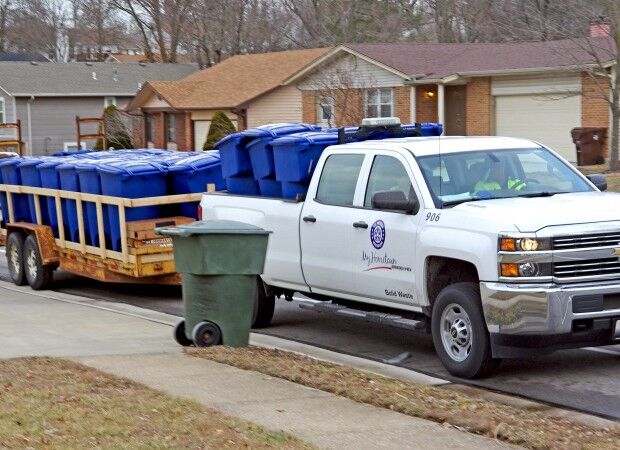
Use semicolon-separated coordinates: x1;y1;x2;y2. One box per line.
156;220;271;348
571;127;607;166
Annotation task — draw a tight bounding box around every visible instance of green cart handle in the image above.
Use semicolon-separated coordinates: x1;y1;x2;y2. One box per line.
155;227;192;237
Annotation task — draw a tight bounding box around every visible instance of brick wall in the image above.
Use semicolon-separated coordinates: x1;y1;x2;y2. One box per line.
581;72;611;155
393;86;410;123
302;90;316;123
175;112;193;151
152;112;165;149
416;84;438;123
334;89;363;126
465;77;492;135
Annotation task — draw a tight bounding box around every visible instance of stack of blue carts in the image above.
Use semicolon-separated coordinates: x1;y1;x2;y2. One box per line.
0;149;225;251
215;122;443;199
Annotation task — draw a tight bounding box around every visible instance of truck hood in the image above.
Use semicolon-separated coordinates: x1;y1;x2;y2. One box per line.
457;192;620;232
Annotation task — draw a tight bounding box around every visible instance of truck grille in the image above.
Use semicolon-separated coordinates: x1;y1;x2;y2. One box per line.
554;257;620;279
552;232;620;250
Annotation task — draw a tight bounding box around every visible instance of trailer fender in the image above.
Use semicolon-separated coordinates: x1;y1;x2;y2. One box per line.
7;222;59;265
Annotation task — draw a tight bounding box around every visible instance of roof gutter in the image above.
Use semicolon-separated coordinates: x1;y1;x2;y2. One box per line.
404;61;616;84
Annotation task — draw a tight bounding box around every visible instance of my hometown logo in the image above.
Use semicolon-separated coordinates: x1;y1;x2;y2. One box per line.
362;220;412;273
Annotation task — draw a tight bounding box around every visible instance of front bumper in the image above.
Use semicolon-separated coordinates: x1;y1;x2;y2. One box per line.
480;281;620;357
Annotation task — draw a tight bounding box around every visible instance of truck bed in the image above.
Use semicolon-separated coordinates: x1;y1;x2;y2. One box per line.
201;192;306;291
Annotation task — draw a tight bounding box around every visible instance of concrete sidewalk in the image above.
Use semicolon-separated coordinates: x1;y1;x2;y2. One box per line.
0;282;514;449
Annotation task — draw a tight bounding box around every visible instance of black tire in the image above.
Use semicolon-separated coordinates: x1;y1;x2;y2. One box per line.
173;320;193;347
23;234;54;291
252;277;275;329
6;232;26;286
192;321;222;347
431;282;500;379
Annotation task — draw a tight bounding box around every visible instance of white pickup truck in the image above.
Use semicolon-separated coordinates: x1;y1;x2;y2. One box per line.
200;132;620;378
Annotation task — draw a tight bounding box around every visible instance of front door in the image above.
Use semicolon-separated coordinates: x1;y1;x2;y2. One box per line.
349;153;421;306
445;85;466;136
300;152;365;293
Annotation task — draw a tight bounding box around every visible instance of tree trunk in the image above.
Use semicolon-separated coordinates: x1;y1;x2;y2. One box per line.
608;21;620;171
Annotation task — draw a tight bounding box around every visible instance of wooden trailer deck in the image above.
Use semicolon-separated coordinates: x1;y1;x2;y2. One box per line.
0;183;203;285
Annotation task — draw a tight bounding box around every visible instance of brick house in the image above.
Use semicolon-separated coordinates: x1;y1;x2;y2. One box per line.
284;36;615;163
125;48;328;151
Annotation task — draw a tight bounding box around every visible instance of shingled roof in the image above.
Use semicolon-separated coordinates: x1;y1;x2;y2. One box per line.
285;37;617;84
127;48;329;111
0;62;197;96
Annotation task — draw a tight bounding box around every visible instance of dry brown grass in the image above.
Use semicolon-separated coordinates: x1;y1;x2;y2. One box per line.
0;357;311;449
189;346;620;450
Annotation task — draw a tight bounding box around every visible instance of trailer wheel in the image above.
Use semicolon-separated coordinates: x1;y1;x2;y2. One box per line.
431;282;500;379
23;234;54;290
192;321;222;347
252;277;275;329
6;232;26;286
173;320;193;347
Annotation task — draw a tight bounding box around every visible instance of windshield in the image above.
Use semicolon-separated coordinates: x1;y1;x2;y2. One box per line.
417;147;593;207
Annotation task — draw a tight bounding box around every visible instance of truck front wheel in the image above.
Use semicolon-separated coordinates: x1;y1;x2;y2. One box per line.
431;282;500;379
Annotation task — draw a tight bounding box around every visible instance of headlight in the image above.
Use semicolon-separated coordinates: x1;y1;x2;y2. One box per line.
499;236;550;252
500;262;552;278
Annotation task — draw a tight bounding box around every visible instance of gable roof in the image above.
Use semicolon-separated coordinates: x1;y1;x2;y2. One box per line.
0;62;197;96
285;37;616;84
0;52;49;62
127;48;329;111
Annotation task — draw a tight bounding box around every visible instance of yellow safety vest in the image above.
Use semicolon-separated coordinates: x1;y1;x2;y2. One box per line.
475;178;526;192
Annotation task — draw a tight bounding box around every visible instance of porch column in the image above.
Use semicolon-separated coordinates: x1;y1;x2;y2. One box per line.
409;86;416;123
437;84;445;130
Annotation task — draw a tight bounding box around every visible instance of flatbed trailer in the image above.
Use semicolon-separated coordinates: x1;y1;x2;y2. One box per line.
0;183;202;288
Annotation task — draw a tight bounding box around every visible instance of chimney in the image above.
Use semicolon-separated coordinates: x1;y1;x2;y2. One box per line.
590;20;610;38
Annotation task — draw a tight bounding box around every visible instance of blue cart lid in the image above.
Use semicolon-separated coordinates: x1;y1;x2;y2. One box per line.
0;156;22;169
271;131;340;148
97;159;167;176
17;157;48;168
168;153;221;173
38;157;77;170
214;123;319;149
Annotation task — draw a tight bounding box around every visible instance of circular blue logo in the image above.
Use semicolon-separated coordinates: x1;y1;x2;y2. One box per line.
370;220;386;249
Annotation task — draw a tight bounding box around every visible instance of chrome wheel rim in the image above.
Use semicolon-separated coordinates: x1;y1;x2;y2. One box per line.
440;303;472;362
9;243;20;274
26;248;37;280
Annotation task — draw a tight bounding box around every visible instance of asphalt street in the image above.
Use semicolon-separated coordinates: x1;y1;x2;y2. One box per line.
1;251;618;420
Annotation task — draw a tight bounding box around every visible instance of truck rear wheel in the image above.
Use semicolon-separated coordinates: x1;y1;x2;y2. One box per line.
431;282;500;379
6;232;26;286
23;234;54;291
252;277;275;329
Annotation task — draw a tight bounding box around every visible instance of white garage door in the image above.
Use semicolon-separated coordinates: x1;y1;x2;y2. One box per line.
495;94;580;162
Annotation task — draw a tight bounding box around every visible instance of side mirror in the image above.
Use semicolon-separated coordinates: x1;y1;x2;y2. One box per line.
372;190;419;214
586;173;607;192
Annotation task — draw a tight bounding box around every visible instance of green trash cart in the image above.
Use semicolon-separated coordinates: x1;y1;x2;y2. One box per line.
157;220;271;347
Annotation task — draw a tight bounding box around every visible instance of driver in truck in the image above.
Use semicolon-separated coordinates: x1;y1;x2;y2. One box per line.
473;157;527;192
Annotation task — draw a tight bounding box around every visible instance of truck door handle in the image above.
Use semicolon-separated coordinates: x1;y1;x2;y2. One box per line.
303;215;316;223
353;221;368;229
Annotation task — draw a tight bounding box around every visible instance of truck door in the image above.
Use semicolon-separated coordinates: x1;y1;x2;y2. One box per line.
349;153;421;306
300;152;366;293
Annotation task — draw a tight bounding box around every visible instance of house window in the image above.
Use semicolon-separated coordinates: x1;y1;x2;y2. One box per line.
0;97;5;123
317;96;335;126
104;97;116;108
145;113;154;143
166;113;176;143
365;88;393;118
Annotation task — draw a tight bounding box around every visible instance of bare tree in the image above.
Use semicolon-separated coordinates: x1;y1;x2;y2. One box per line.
112;0;192;62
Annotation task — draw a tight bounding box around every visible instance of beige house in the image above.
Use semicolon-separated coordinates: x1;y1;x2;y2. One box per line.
126;48;328;150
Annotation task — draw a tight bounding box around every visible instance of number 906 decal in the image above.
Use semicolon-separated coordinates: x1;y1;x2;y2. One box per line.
425;212;441;222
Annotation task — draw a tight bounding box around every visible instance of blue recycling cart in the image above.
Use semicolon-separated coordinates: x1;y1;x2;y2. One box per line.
17;158;49;224
98;160;168;251
0;157;30;223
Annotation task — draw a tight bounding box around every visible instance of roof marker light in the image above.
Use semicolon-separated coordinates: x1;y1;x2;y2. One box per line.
361;117;401;127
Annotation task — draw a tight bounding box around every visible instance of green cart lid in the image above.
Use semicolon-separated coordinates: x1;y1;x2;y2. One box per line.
156;220;271;237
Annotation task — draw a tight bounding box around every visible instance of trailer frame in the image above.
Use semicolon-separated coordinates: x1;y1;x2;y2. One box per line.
0;183;202;285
